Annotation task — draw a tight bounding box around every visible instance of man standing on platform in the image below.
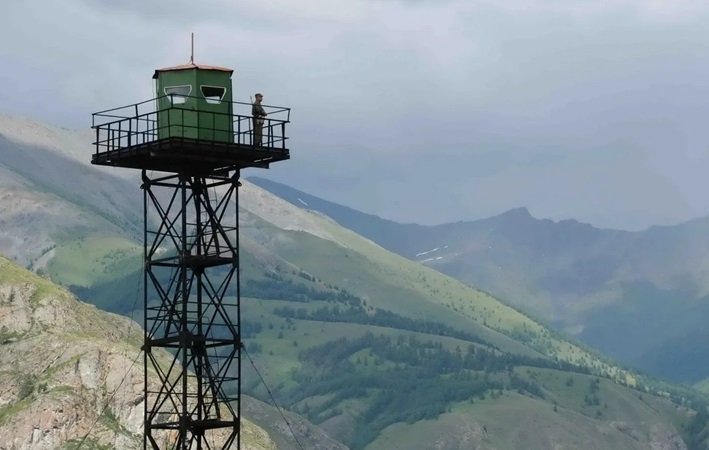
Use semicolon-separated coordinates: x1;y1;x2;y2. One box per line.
252;93;267;146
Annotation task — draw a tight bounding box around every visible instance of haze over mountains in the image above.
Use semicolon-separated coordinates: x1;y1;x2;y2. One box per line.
1;115;709;449
251;177;709;386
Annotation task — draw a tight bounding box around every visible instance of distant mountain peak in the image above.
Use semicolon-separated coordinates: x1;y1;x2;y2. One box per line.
503;206;532;217
494;206;534;223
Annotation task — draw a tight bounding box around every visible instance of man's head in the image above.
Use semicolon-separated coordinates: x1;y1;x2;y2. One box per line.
254;93;263;102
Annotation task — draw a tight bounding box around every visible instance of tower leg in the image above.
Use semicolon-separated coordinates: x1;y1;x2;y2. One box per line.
142;170;241;449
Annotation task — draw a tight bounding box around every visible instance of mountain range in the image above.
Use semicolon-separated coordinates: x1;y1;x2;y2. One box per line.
249;176;709;386
0;115;707;449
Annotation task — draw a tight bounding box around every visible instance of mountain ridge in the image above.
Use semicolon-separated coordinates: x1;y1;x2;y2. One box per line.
0;115;707;448
249;176;709;385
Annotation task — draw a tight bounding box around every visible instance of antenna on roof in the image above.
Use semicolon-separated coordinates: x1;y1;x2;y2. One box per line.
190;32;195;64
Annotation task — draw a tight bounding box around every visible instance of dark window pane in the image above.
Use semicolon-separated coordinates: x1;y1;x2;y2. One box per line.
201;86;225;104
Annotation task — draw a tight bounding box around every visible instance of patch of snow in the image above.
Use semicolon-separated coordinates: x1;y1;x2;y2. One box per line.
419;254;446;264
416;247;440;257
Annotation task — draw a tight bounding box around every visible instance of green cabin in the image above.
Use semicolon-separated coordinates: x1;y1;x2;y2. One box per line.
153;63;234;143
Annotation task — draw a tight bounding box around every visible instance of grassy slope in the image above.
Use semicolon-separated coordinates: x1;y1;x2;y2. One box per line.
40;194;708;448
248;177;709;389
6;121;700;447
233;214;704;449
46;234;141;287
247;214;638;380
367;384;685;450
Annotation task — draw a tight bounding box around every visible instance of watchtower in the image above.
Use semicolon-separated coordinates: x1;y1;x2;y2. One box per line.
91;61;290;449
154;64;233;142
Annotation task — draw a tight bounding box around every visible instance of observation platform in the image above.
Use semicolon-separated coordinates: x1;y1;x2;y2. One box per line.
91;96;290;174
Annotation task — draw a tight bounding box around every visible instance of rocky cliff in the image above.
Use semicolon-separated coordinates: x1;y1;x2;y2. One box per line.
0;255;278;450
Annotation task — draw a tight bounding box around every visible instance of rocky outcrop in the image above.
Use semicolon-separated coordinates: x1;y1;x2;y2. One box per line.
0;257;278;450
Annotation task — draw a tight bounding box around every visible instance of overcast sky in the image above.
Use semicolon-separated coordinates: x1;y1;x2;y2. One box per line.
2;0;709;230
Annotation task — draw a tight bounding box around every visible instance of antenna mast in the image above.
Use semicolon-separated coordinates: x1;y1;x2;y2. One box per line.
190;32;195;64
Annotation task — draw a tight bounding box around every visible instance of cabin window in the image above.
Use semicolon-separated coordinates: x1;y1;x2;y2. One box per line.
164;85;192;105
201;85;226;104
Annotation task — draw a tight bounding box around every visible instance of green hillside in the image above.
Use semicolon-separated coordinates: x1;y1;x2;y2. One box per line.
231;213;709;449
46;234;141;287
1;122;708;448
250;177;709;386
28;179;709;449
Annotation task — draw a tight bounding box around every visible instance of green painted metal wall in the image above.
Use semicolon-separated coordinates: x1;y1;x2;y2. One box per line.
155;68;234;143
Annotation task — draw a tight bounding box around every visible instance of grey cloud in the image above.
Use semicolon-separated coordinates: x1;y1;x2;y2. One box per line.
3;0;709;229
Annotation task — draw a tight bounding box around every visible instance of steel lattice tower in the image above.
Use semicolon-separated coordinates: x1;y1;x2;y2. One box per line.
91;62;290;449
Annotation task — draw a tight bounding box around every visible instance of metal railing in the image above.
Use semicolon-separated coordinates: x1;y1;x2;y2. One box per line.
92;95;290;155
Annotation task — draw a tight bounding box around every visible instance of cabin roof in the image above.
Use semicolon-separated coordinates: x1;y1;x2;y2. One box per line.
153;63;234;79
